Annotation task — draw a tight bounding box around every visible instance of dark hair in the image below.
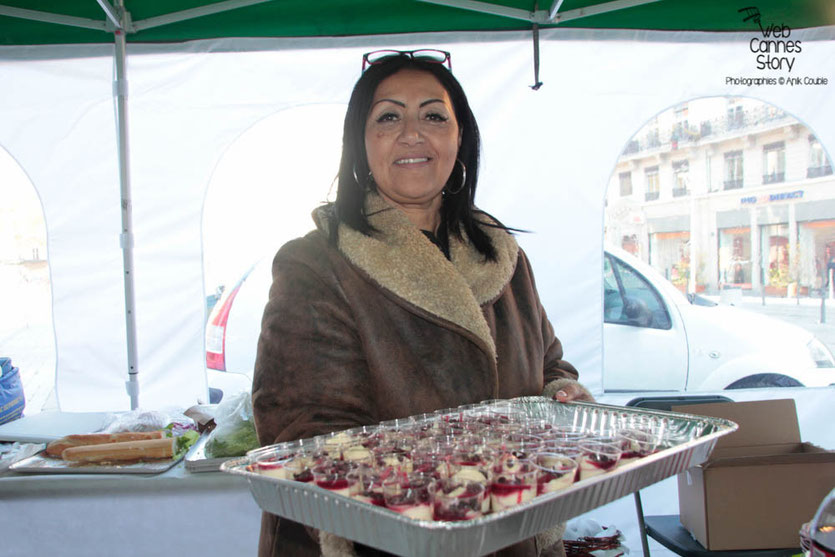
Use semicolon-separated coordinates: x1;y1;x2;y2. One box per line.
333;53;500;261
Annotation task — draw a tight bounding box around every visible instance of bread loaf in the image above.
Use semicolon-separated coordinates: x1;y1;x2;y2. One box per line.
45;430;166;458
61;437;176;463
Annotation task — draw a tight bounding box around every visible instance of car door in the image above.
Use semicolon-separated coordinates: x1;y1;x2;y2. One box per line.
602;252;689;391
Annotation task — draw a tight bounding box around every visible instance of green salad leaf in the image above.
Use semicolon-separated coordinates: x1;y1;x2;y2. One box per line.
174;430;200;459
204;420;259;458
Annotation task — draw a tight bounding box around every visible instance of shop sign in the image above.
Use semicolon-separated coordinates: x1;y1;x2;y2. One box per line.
740;190;804;205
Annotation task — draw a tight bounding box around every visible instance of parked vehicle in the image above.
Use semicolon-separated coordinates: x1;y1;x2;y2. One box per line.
205;248;835;397
204;259;272;400
603;247;835;391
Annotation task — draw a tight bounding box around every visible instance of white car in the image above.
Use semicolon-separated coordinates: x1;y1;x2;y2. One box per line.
603;247;835;391
205;249;835;398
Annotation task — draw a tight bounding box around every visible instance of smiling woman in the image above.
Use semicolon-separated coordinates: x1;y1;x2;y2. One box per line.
364;69;461;231
250;49;592;557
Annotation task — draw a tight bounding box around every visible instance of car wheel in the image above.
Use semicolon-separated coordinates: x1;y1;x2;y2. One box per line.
725;373;804;389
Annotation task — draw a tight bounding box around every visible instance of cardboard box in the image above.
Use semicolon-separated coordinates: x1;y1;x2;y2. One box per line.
676;398;835;551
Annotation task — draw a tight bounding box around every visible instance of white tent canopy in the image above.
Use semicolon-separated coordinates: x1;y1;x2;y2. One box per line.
2;27;834;411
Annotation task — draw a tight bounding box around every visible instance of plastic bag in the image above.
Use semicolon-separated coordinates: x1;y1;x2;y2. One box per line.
203;391;259;458
0;442;43;472
564;518;629;557
100;407;194;433
0;357;26;425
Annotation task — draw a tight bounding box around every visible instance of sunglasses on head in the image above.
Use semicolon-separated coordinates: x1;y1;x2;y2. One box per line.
361;49;452;72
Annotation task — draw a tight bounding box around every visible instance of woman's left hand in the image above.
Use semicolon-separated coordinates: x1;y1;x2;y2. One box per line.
553;382;595;403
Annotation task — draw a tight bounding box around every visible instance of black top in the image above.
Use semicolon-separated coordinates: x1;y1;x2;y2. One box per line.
421;228;450;260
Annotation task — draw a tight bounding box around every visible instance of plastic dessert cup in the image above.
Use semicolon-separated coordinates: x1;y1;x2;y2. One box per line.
577;441;622;480
616;428;659;467
342;444;374;465
432;478;486;521
490;455;538;512
312;460;359;497
383;473;434;520
349;468;386;507
451;465;491;513
534;452;578;494
252;448;316;483
373;447;413;474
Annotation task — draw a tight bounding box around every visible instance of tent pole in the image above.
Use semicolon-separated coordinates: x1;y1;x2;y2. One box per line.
530;3;543;90
113;24;140;410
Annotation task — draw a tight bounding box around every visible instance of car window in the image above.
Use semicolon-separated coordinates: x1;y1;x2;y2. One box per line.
604;254;672;330
603;256;625;321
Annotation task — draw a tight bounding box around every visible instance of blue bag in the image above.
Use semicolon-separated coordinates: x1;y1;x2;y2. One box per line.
0;357;26;425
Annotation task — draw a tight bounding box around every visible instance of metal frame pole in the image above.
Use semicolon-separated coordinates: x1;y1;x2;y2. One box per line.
113;19;140;410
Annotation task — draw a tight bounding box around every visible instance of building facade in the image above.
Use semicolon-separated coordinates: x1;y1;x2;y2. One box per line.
606;96;835;297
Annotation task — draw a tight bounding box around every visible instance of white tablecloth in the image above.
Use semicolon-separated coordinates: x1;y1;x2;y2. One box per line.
0;461;262;557
0;411;262;557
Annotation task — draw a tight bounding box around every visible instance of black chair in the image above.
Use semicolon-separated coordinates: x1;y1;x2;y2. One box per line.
627;395;732;557
626;395;800;557
640;515;799;557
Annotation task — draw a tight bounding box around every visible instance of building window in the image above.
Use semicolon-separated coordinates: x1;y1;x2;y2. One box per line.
719;228;752;286
650;231;691;290
808;136;833;178
724;150;744;190
621;234;639;256
619;172;633;196
727;104;745;130
706;153;716;192
672;160;689;197
623;139;640;155
646;118;660;149
645;166;660;201
671;105;690;146
761;224;790;292
763;141;786;184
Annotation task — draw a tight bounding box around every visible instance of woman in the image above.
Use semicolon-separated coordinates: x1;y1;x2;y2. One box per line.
252;49;592;557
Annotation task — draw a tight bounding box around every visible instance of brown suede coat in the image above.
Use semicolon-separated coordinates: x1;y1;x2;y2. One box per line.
252;194;579;557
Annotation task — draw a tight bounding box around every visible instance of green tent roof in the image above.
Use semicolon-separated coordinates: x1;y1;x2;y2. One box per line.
1;0;834;46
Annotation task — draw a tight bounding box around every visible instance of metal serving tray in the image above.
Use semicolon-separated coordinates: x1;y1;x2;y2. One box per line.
9;451;183;475
221;398;737;556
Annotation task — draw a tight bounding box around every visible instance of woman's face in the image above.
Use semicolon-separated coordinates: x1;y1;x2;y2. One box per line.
364;69;461;214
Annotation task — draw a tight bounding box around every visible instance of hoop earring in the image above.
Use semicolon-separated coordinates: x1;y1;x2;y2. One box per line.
445;159;467;195
352;165;374;188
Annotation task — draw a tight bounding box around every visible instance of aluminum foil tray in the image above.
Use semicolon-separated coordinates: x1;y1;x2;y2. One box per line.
9;451;183;474
221;397;737;556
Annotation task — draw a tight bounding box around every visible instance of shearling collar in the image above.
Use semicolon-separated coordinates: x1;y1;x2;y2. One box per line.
316;193;518;360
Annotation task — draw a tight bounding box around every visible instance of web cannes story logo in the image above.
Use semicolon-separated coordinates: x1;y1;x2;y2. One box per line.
739;6;801;72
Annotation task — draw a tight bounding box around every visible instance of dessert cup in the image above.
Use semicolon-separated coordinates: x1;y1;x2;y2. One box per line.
577;441;622;480
489;453;538;512
383;473;434;520
312;460;358;497
616;428;659;467
432;478;485;521
534;452;578;494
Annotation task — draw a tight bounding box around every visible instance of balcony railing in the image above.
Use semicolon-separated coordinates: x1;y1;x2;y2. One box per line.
723;179;744;190
621;105;793;157
623;140;640;155
645;191;660;201
763;172;785;184
727;113;745;130
808;165;833;178
672;187;689;198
